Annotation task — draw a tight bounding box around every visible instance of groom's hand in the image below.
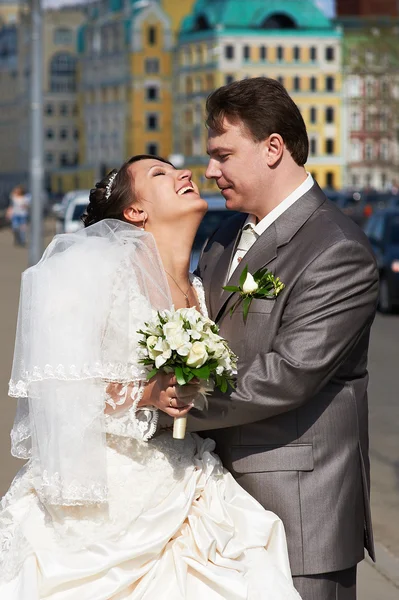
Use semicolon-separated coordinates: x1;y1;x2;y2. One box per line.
144;372;200;417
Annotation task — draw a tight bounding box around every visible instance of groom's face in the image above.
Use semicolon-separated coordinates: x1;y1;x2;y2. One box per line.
206;117;268;215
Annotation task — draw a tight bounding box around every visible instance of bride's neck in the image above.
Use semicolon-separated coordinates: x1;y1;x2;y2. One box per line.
149;226;195;285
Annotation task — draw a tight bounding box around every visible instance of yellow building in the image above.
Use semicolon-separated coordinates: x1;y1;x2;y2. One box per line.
175;0;344;192
53;0;196;193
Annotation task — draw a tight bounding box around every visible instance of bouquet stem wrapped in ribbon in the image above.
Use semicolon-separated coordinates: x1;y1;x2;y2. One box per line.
137;307;237;439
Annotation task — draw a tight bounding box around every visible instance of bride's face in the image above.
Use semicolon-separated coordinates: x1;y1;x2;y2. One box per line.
125;159;207;227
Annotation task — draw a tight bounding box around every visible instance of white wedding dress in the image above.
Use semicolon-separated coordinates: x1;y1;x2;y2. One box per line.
0;223;301;600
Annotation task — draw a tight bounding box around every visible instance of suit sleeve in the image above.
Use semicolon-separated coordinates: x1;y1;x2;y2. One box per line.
188;239;379;432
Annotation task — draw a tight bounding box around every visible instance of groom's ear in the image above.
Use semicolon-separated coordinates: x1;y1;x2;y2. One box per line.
264;133;284;167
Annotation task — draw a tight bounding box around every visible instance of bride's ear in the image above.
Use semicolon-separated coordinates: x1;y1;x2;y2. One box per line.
123;205;147;226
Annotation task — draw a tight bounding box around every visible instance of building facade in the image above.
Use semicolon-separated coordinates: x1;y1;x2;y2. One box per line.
174;0;344;192
338;12;399;190
337;0;398;17
52;0;196;192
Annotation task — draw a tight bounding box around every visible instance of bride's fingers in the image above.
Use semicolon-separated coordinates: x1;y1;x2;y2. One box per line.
162;404;192;417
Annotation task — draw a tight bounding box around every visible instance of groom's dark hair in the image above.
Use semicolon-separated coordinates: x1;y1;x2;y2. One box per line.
206;77;309;166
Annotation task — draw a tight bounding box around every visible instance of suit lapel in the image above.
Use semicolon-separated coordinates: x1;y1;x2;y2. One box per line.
214;222;277;321
213;182;327;322
208;213;246;317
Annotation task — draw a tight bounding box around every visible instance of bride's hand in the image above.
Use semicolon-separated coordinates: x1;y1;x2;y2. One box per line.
146;372;201;417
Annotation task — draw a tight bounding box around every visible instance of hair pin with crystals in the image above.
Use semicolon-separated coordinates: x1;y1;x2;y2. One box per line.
104;171;118;200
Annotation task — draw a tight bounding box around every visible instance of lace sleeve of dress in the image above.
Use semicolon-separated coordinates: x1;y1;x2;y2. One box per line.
104;381;159;442
190;274;208;318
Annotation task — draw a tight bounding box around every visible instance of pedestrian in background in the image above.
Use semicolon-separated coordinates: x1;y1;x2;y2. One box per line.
7;185;30;247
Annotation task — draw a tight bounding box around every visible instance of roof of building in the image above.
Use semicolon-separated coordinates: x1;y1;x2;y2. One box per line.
180;0;332;35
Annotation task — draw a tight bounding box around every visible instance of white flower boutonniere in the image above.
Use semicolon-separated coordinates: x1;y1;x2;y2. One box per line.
223;265;285;322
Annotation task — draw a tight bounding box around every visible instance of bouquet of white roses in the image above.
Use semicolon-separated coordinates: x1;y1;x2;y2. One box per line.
137;307;237;439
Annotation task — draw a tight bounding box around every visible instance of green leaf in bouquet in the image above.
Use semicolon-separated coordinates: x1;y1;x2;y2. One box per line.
220;377;228;393
243;296;252;322
239;264;248;289
222;285;240;292
146;368;158;380
175;366;187;386
193;365;211;380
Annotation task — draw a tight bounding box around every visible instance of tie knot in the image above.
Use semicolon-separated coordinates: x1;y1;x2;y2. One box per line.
238;224;257;253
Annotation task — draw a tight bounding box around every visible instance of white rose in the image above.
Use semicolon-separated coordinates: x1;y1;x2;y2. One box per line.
151;338;172;369
186;341;208;368
163;321;189;350
242;272;259;294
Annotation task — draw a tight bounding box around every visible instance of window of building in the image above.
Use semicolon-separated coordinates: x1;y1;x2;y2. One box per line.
60;128;68;140
277;75;284;86
260;45;267;60
206;74;214;90
186;76;193;94
277;46;284;61
72;104;78;116
351;110;360;131
293;76;301;91
325;46;335;61
45;104;53;116
46;152;53;165
74;129;79;140
60;104;68;116
225;45;234;60
351;139;361;161
326;107;334;123
293;46;300;61
325;138;334;154
310;76;317;91
243;45;250;61
225;74;234;85
310;107;317;124
146;113;159;130
365;110;374;131
50;52;77;93
366;77;374;97
381;172;387;189
147;142;159;155
365;142;373;161
325;76;335;92
326;172;335;188
146;86;159;101
380;141;389;161
310;138;317;156
54;28;73;46
352;174;358;187
347;75;360;97
148;26;156;46
310;46;317;61
145;58;159;74
46;128;54;139
60;153;69;166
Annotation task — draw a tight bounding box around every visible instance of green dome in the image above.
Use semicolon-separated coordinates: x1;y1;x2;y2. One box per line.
181;0;331;34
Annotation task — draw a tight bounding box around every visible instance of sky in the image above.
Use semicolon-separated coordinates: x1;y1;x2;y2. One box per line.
315;0;336;17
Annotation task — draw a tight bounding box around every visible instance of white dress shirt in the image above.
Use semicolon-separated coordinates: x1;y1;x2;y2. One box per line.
228;173;314;278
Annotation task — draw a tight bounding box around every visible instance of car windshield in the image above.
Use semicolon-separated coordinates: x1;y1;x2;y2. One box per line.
193;210;238;249
72;203;88;221
390;216;399;245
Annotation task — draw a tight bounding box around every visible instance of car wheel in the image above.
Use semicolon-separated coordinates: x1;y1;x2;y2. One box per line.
378;276;392;314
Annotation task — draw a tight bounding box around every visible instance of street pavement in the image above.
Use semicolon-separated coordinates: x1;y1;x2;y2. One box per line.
0;223;398;598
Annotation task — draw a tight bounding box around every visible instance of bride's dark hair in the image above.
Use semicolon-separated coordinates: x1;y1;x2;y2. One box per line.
82;154;173;227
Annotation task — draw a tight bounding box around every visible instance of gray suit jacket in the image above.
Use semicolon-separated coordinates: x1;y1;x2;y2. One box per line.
191;182;379;576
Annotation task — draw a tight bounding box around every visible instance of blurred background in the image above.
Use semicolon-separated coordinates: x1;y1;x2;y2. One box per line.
0;0;398;597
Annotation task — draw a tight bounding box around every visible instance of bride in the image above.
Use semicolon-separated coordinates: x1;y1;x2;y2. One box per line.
0;154;301;599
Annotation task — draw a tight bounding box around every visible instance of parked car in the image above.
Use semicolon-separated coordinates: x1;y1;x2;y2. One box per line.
190;194;238;270
63;194;89;234
324;189;388;227
54;190;90;234
363;209;399;313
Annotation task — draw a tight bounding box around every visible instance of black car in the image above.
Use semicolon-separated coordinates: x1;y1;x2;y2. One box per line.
364;209;399;313
325;189;388;227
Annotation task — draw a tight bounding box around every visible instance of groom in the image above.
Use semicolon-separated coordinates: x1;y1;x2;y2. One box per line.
189;78;379;599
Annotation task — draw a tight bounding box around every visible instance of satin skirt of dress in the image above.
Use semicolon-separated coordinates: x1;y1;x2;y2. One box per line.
0;432;301;599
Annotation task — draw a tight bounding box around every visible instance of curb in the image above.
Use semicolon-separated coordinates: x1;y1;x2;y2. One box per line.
366;542;399;589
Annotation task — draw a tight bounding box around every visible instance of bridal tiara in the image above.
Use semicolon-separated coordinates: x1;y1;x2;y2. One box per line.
105;171;118;200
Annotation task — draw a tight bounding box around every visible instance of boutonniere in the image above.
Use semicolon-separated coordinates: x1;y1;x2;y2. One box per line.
223;265;285;322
